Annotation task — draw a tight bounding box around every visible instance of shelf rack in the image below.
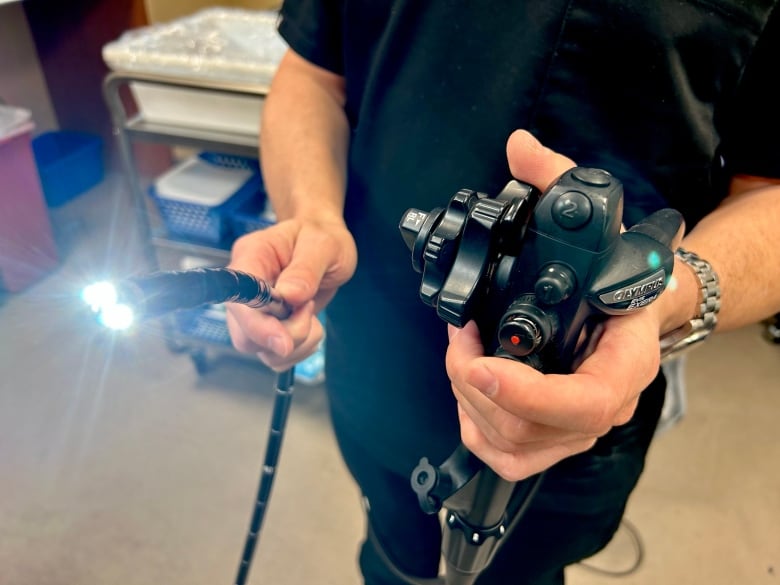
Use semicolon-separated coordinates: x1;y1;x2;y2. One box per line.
103;71;268;371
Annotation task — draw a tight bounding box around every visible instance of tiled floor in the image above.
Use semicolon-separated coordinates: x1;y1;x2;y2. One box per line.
1;176;778;585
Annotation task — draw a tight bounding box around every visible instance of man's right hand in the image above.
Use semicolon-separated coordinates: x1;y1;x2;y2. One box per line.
225;217;357;372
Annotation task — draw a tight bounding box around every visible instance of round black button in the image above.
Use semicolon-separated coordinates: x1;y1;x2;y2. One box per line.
535;264;576;305
552;191;592;229
572;167;611;187
499;316;542;357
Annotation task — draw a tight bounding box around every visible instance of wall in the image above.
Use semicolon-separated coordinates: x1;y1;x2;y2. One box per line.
144;0;281;23
0;2;58;133
22;0;147;149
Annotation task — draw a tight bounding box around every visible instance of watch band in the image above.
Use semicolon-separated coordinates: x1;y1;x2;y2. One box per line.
660;248;721;361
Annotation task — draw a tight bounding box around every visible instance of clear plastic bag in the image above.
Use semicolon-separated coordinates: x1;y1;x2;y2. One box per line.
102;7;287;85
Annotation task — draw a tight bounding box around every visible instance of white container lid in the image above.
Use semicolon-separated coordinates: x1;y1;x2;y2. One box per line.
0;105;32;139
154;156;255;206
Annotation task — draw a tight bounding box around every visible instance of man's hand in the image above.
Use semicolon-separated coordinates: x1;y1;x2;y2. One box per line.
225;217;357;371
444;130;667;481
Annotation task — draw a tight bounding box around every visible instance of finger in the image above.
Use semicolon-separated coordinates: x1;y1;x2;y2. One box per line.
447;321;542;438
446;319;545;412
257;320;324;372
453;385;589;452
573;312;660;426
506;130;577;190
458;406;597;482
225;300;317;356
226;307;284;355
274;224;354;306
229;227;290;283
460;313;659;436
446;321;485;364
448;322;587;447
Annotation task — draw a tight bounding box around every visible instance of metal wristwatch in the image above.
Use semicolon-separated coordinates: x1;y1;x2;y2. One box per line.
660;248;721;361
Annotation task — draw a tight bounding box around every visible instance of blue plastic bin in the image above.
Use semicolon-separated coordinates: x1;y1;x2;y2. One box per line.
150;154;261;245
175;305;232;346
229;185;275;237
198;151;260;172
32;131;104;207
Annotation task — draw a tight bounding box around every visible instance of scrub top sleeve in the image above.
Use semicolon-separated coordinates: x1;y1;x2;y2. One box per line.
278;0;345;75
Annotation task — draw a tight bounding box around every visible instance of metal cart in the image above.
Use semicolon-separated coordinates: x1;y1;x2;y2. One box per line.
103;71;269;372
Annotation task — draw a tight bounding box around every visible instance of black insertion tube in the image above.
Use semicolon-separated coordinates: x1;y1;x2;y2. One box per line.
117;268;292;320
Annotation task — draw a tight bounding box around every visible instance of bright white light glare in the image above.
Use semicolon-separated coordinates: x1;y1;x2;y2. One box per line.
81;282;118;313
97;303;136;331
82;281;136;331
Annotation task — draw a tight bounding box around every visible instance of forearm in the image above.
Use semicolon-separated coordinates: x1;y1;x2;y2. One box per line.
681;182;780;331
656;180;780;335
260;50;350;224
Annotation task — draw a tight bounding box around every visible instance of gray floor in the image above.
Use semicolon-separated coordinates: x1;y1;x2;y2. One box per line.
1;176;778;585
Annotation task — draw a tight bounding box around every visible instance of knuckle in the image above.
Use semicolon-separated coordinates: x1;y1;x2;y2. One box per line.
573;438;599;458
230;231;256;258
503;417;533;445
459;424;484;456
230;334;256;355
614;398;639;426
584;395;616;437
492;459;526;483
613;410;633;427
490;429;520;454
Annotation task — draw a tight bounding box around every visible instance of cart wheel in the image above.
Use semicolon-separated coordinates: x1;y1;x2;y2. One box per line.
190;349;211;374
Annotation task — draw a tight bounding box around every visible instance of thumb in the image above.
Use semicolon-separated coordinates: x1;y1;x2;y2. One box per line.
272;225;347;306
273;254;324;307
506;130;577;191
447;321;486;358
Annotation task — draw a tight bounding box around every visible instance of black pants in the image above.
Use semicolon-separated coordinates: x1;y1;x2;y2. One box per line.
330;373;666;585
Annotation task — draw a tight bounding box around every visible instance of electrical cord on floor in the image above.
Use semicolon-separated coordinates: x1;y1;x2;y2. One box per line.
576;518;645;578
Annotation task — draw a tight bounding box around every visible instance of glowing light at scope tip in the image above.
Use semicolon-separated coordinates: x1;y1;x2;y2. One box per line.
81;281;118;313
81;281;136;331
98;304;136;331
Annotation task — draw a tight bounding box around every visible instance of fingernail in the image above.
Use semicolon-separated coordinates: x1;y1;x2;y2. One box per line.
467;363;498;397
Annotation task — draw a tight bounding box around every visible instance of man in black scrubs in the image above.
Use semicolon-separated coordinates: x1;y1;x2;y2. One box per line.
227;2;780;583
